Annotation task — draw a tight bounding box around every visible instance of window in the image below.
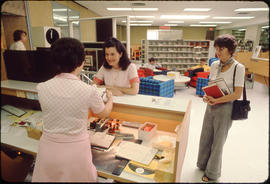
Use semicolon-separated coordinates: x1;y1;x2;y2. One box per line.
147;30;159;40
52;1;81;40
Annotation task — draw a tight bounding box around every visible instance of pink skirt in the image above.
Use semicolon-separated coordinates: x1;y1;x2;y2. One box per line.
32;131;97;182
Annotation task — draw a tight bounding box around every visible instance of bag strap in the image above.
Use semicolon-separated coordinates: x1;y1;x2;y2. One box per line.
233;63;247;101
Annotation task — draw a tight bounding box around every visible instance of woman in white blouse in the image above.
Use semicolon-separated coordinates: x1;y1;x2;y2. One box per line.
93;37;140;96
197;34;245;182
9;30;27;50
32;38;113;182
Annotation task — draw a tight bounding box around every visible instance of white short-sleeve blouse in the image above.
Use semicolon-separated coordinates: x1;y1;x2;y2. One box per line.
37;73;105;135
209;59;245;93
93;63;139;88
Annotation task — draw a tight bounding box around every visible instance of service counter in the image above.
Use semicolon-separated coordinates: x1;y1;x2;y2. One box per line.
234;51;269;86
1;79;192;182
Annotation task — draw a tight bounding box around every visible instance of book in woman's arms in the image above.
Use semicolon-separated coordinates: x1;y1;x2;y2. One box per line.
202;78;231;98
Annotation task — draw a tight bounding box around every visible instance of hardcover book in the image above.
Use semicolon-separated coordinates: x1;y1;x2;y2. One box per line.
202;84;224;98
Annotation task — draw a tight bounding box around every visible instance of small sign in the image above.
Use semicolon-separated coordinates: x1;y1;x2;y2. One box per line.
252;46;261;58
159;26;170;30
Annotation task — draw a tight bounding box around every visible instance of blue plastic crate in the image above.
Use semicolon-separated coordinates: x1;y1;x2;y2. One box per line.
196;78;209;96
139;76;174;97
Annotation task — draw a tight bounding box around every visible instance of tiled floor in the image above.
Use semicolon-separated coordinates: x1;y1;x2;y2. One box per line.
174;81;269;183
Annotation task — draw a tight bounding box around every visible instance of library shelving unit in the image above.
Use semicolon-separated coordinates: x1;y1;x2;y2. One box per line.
259;27;269;52
142;39;212;74
140;39;146;63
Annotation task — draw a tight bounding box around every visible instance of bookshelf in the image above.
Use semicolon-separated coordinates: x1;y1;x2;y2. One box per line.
143;39;212;74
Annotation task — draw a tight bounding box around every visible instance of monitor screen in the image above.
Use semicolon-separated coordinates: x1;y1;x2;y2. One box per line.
3;50;58;83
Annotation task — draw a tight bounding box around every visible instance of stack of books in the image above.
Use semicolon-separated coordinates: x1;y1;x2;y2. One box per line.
202;78;231;98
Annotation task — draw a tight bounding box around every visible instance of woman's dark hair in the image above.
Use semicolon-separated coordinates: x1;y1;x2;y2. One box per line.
13;30;27;41
214;34;238;56
149;57;155;62
51;37;85;74
103;37;131;70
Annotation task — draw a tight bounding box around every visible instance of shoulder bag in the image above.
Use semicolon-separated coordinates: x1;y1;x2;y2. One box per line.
231;64;251;120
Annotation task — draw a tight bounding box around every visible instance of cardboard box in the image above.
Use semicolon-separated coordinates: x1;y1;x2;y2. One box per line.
138;122;157;141
27;127;42;140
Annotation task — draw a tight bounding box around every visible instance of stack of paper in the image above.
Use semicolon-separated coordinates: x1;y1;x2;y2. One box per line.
116;141;158;165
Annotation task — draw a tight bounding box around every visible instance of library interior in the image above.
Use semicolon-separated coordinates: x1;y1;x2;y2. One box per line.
1;0;269;183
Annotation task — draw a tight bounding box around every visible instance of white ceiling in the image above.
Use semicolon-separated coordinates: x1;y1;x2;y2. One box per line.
75;0;269;29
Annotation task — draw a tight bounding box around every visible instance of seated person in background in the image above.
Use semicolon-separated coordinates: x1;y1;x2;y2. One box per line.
186;59;210;86
93;37;140;96
144;57;161;70
9;30;27;50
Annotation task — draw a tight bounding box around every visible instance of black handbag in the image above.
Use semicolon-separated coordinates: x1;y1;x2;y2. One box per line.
231;64;251;120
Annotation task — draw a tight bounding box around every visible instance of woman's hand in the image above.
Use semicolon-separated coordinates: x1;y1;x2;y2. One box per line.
105;86;124;96
105;89;113;100
203;95;218;106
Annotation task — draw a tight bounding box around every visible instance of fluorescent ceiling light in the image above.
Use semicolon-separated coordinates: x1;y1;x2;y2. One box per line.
190;24;216;27
238;29;246;31
168;21;184;23
130;24;152;26
184;8;211;11
161;15;209;19
53;16;67;22
262;25;269;29
235;8;269;12
200;21;231;24
164;24;178;26
107;8;158;11
130;16;155;18
107;8;132;11
213;16;254;19
53;9;68;12
122;20;153;23
133;8;158;11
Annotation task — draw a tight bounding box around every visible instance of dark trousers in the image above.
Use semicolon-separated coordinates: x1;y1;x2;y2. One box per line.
188;67;204;78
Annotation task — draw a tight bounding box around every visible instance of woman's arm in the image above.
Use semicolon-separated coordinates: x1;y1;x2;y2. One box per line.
96;89;113;118
204;86;243;106
116;82;139;95
106;82;139;96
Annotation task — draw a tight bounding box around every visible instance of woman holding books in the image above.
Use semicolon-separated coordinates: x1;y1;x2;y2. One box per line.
197;34;245;182
32;38;113;182
93;37;140;96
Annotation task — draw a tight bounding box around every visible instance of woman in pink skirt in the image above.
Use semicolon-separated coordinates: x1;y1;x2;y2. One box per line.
32;38;113;182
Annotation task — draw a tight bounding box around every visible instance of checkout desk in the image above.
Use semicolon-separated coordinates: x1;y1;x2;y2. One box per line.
1;79;191;182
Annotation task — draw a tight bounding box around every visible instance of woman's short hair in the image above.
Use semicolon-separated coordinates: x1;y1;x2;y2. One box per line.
214;34;238;56
51;38;85;74
149;57;155;62
13;30;27;41
103;37;131;70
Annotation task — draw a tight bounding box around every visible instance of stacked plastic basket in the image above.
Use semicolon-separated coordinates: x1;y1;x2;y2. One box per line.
139;76;174;97
196;77;209;96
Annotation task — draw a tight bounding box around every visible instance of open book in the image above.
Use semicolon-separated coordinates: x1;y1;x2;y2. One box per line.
202;78;231;98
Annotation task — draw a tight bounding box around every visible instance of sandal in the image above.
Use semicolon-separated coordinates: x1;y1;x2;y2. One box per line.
202;174;213;182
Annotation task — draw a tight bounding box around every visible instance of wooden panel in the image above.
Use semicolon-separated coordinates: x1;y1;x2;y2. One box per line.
2;15;30;50
1;88;17;96
174;100;192;182
109;111;182;133
2;1;26;16
1;20;7;81
254;74;269;86
249;60;269;77
112;103;184;120
234;52;253;69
